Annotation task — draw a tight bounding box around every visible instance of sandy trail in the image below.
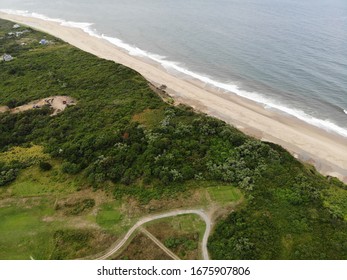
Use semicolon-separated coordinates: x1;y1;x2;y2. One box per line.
0;95;76;115
0;12;346;183
95;209;211;260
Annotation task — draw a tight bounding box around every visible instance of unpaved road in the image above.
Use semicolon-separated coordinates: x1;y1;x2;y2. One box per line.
140;227;180;260
96;209;212;260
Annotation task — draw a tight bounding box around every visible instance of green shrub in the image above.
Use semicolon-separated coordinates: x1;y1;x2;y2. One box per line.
61;162;81;175
39;161;52;171
0;168;18;186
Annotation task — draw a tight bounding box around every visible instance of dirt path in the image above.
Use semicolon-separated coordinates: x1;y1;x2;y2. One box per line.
96;209;212;260
140;227;180;260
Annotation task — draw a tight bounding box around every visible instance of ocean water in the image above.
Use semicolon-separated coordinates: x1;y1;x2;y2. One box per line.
1;0;347;137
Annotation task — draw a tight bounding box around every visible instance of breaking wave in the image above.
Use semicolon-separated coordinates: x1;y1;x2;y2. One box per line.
1;9;347;138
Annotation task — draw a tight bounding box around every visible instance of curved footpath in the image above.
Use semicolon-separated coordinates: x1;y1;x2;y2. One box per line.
96;209;212;260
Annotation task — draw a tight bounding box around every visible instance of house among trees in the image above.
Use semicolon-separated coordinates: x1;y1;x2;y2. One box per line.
2;54;13;62
39;39;48;45
13;24;20;29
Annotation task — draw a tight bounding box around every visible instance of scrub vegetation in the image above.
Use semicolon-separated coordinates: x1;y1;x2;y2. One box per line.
1;19;347;259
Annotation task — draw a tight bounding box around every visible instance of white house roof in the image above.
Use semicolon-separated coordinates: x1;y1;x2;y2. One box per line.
39;39;48;45
2;54;13;62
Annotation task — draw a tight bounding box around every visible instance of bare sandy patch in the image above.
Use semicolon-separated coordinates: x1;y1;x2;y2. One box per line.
0;106;9;113
2;95;76;116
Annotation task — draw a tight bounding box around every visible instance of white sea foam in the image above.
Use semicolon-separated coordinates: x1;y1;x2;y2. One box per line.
61;21;100;38
2;9;347;138
0;9;99;37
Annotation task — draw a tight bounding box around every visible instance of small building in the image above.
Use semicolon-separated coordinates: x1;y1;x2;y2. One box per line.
2;54;13;62
39;39;48;45
13;24;21;29
16;30;29;37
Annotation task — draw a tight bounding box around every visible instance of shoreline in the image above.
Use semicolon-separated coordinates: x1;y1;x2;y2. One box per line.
1;12;346;183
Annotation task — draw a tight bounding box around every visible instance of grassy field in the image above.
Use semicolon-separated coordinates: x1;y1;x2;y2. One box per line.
116;232;171;260
0;193;120;259
96;201;124;231
145;214;206;259
0;144;82;197
0;148;119;259
0;198;56;259
207;185;242;205
9;165;80;197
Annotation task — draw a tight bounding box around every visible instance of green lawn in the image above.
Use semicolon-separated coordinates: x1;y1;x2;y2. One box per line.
96;201;123;230
0;199;56;259
168;214;206;235
207;185;242;205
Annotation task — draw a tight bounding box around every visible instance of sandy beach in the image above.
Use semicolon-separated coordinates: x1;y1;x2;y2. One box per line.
1;12;347;183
